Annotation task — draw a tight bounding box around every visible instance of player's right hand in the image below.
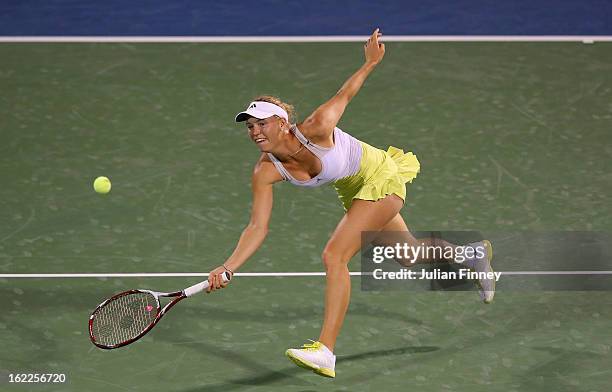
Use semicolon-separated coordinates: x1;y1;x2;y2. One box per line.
207;265;232;293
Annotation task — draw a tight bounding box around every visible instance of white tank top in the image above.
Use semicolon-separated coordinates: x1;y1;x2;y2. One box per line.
267;125;362;187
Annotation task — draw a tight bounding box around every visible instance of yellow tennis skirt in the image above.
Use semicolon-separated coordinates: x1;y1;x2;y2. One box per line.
333;141;420;211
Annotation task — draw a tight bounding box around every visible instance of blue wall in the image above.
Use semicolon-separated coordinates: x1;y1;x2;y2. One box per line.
0;0;610;36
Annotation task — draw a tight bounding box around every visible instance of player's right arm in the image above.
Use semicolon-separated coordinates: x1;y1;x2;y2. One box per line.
207;154;282;291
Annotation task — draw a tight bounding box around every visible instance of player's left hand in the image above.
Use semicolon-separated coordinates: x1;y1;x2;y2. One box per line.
364;28;385;65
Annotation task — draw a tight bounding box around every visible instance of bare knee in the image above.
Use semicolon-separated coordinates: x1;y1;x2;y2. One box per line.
321;247;350;271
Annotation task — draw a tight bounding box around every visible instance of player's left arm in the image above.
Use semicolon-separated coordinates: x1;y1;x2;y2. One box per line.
300;28;385;141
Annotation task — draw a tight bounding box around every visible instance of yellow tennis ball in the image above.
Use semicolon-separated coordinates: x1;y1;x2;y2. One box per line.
93;176;111;194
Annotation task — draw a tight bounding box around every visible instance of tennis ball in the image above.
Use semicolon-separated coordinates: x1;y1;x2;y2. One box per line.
93;176;111;194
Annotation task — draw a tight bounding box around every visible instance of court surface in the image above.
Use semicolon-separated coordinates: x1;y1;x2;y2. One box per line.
1;42;611;391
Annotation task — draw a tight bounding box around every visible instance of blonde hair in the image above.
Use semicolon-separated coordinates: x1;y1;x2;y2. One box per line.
253;95;296;123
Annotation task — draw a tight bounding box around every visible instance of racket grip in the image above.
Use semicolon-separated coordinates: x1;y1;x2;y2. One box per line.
184;271;231;297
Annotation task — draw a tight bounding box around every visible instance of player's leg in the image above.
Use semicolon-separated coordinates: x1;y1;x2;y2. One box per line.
373;213;462;265
374;213;495;302
285;194;403;377
318;195;403;350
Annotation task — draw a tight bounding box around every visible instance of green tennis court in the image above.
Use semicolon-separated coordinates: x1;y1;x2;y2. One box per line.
1;42;611;391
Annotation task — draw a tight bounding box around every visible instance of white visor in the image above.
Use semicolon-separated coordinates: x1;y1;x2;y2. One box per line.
235;101;288;122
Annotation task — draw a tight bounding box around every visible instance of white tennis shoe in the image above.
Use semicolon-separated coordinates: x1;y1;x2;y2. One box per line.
285;340;336;378
464;240;495;303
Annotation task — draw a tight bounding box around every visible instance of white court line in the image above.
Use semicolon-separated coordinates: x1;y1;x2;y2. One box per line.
0;272;327;278
1;271;612;278
0;36;610;43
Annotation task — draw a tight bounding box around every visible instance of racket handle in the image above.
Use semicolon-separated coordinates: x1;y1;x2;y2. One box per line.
184;271;231;297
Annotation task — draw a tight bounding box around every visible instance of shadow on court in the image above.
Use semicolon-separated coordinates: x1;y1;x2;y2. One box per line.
179;345;439;391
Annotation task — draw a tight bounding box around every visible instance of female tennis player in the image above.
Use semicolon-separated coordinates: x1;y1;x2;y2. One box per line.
206;28;494;378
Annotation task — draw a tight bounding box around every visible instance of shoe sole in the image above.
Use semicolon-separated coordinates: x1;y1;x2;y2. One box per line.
285;350;336;378
477;240;495;304
468;240;495;304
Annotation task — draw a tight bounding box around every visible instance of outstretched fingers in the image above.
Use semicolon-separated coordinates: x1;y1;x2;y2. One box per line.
364;28;385;64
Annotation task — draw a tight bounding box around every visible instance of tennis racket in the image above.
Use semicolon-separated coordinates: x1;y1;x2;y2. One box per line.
89;272;231;349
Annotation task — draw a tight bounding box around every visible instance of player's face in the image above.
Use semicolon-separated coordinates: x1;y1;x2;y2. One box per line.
246;116;283;151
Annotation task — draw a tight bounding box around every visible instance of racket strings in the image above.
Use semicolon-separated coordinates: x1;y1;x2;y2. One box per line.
91;292;158;346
